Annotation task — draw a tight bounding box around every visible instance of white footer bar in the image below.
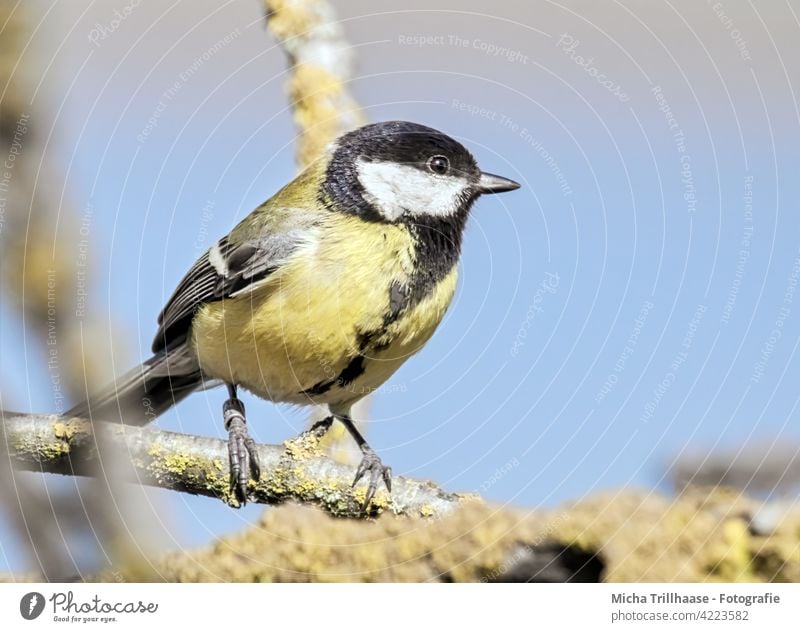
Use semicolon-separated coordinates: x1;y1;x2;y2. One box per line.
1;583;796;630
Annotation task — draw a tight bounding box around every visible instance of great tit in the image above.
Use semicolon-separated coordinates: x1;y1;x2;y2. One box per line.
67;121;520;508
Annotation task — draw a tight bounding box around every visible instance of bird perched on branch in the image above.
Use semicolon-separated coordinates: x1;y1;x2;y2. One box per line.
67;121;520;509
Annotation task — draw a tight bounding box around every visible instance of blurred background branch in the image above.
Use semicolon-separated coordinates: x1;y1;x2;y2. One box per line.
670;442;800;496
264;0;366;168
0;0;151;580
92;488;800;583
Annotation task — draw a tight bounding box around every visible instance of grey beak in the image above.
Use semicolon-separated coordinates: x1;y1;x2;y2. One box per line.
477;171;521;194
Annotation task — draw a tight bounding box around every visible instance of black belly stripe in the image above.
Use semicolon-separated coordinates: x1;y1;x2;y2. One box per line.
304;354;367;396
302;327;379;396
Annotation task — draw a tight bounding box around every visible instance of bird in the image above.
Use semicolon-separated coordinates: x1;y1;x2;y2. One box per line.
66;121;520;509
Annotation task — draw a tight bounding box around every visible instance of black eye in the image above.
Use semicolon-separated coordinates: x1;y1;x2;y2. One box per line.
427;155;450;175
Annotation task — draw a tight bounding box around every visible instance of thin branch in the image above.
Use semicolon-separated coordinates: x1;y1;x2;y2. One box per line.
2;412;472;519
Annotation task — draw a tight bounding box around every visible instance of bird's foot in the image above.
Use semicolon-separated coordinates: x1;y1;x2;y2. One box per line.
352;446;392;511
223;397;261;506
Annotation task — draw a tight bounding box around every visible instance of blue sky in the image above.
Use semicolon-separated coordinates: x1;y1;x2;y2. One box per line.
2;0;799;573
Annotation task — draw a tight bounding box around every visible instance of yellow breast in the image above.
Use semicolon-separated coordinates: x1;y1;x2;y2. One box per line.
190;213;457;407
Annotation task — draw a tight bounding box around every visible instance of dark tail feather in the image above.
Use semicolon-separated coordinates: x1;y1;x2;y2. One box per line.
65;348;204;425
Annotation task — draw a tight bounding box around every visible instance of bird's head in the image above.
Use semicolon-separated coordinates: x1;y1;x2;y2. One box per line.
321;121;520;223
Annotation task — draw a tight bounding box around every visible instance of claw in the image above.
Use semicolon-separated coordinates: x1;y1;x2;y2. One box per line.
351;447;392;511
245;435;261;481
352;459;368;487
383;467;392;493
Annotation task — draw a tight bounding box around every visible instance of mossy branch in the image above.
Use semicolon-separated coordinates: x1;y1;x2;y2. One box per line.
2;411;471;519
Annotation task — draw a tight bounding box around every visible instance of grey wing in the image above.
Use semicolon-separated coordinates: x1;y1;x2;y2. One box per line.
152;230;307;353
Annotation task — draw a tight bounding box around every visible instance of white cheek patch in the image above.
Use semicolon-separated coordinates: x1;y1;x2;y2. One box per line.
356;159;467;220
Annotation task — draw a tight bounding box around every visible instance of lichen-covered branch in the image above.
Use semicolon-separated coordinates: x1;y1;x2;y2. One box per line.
2;412;471;519
264;0;366;169
91;487;800;583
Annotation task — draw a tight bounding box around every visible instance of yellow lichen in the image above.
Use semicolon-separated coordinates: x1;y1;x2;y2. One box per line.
283;432;324;461
704;519;757;582
37;440;71;459
52;418;90;441
265;0;318;40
